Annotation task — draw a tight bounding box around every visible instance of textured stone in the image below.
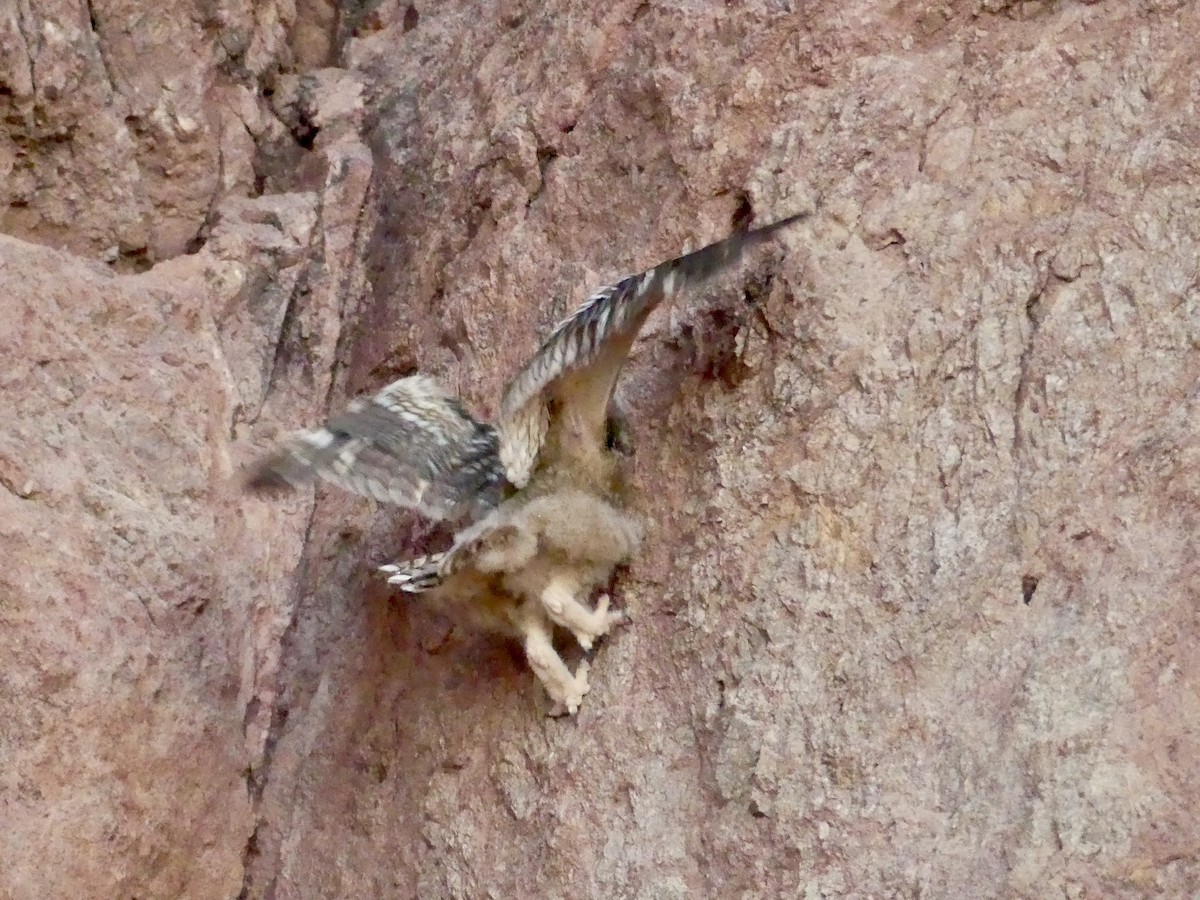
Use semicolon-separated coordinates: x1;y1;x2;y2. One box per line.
2;0;1198;897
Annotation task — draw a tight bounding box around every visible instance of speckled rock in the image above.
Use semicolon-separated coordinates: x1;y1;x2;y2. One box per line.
2;1;1197;898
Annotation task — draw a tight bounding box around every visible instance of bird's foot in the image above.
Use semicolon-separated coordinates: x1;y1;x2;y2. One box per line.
547;659;591;717
571;594;628;651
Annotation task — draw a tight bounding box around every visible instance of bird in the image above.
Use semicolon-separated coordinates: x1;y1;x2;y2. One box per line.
246;212;804;714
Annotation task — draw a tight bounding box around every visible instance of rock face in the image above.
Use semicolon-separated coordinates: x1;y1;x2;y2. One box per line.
2;1;1197;897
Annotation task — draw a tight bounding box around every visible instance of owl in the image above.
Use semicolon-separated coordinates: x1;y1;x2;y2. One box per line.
247;213;803;714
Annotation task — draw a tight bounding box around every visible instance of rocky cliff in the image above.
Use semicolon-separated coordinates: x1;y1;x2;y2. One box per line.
2;1;1197;897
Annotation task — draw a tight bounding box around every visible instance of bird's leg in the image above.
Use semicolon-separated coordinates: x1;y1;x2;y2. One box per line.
517;607;590;716
540;577;628;651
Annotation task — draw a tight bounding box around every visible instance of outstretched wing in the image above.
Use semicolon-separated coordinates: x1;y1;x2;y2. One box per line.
245;375;508;521
497;213;806;485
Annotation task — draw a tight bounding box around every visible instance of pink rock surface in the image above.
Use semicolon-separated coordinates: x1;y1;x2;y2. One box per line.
1;1;1197;897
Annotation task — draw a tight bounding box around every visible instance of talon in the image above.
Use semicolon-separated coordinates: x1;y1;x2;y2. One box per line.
564;660;591;715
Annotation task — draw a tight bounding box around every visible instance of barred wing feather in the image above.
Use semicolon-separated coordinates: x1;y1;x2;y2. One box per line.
245;375;507;521
497;213;805;485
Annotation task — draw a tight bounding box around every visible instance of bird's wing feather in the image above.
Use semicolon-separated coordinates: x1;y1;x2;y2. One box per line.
497;213;806;485
380;516;534;591
245;375;507;521
379;552;448;593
